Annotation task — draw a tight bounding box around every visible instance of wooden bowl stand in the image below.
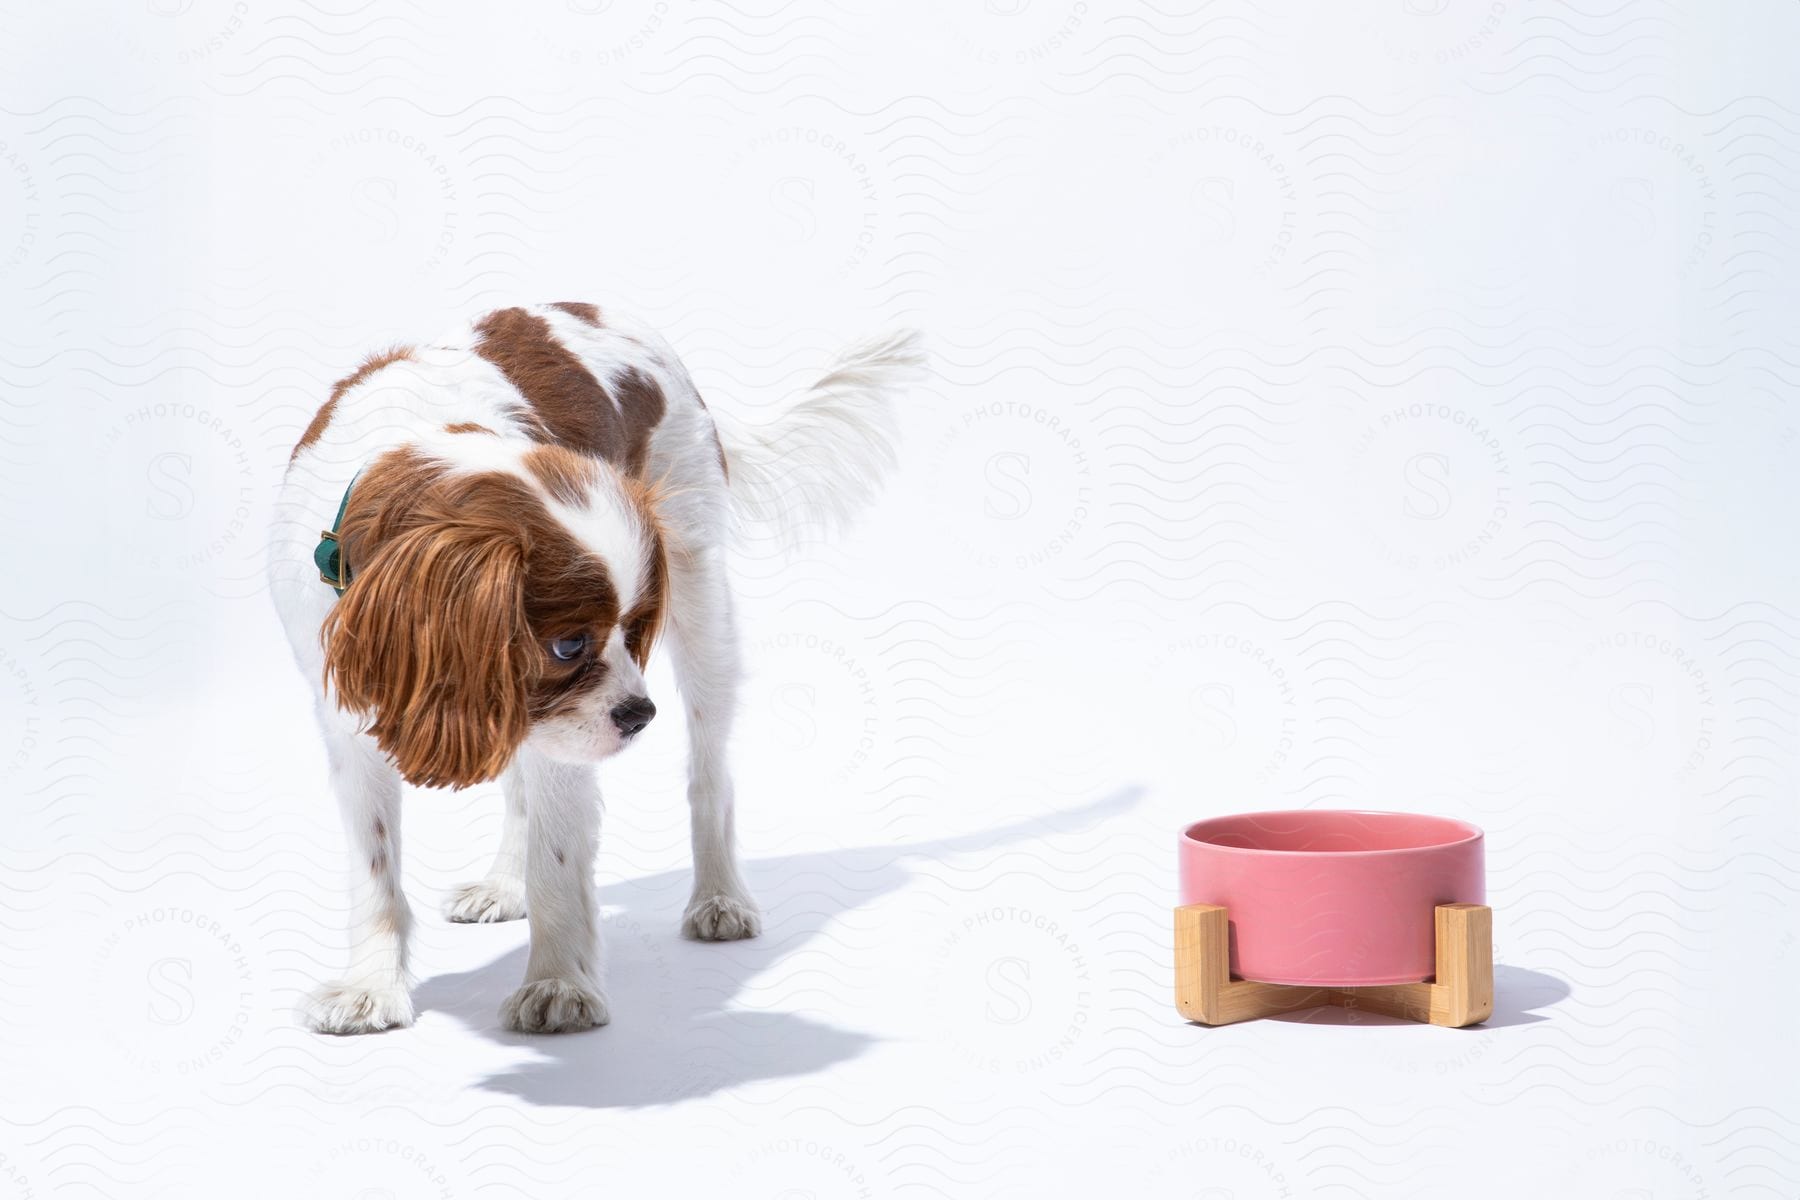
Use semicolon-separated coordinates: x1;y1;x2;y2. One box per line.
1174;902;1494;1028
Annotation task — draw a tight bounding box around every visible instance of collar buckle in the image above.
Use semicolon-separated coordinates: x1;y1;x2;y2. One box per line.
317;528;346;590
314;471;360;597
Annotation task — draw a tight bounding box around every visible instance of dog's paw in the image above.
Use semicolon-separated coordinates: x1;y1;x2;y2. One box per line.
500;977;610;1034
443;877;526;924
305;982;415;1035
682;893;763;941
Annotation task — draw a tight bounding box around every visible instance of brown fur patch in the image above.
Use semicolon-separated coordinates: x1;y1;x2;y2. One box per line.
322;448;621;789
291;346;415;463
549;301;603;326
444;421;493;435
472;307;665;475
523;444;604;508
623;528;667;670
617;476;669;670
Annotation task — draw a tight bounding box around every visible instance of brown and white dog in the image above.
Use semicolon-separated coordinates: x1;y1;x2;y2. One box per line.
271;303;921;1034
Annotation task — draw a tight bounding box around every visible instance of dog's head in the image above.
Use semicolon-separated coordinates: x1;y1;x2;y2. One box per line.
320;440;667;788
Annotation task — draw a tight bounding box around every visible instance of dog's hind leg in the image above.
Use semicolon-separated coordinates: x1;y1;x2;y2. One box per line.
304;710;415;1034
666;546;762;941
442;771;528;923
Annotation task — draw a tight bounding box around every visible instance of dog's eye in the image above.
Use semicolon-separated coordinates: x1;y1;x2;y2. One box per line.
549;633;589;661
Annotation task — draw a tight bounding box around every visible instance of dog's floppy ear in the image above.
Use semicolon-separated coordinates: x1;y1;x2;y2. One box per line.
321;517;536;789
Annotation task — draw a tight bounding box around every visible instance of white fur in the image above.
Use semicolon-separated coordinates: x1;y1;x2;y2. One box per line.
269;305;916;1034
711;329;925;540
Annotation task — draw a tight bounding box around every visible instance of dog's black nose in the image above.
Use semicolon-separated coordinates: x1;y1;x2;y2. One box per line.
611;696;656;736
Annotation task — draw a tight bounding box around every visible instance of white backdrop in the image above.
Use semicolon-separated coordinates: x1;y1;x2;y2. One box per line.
3;2;1799;1196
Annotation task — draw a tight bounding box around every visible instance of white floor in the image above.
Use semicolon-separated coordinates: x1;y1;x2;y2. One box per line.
5;3;1800;1197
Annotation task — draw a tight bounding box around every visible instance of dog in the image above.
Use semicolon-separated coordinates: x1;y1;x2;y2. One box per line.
270;302;921;1034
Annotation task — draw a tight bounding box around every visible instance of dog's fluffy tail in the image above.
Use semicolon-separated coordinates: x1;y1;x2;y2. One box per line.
713;329;925;542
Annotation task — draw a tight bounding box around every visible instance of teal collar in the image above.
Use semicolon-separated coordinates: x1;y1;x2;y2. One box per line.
314;471;361;596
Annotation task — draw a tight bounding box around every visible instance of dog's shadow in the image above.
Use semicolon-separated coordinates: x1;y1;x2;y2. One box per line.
414;787;1141;1108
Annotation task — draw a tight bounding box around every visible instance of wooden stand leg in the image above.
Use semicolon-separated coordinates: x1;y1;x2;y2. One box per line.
1175;902;1494;1028
1434;901;1495;1026
1174;904;1333;1025
1334;903;1492;1027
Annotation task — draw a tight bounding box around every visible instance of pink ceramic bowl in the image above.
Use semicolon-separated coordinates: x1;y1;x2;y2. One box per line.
1178;809;1485;986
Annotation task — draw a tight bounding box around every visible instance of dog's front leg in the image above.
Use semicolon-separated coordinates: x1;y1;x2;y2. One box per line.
306;712;415;1034
499;749;610;1033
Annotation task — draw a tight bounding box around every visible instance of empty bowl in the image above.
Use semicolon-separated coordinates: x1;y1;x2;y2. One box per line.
1178;809;1485;986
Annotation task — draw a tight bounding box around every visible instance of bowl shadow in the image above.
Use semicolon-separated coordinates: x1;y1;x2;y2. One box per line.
1264;963;1572;1028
